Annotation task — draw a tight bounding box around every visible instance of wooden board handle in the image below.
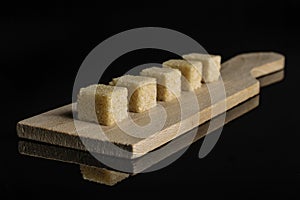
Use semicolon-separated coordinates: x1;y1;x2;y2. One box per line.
222;52;285;79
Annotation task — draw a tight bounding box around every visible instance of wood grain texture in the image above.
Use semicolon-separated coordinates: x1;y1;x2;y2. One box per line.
17;52;285;158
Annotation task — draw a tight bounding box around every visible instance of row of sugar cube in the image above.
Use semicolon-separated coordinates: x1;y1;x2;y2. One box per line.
77;53;221;126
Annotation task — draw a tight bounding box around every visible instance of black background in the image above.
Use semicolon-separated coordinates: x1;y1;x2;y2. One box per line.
1;1;300;198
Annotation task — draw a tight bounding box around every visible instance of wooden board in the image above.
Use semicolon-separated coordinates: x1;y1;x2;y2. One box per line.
17;71;283;186
18;95;260;173
17;52;285;158
18;96;260;185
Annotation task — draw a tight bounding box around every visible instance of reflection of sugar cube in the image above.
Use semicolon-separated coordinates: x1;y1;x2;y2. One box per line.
77;84;128;126
140;67;181;101
110;75;156;113
163;59;202;91
183;53;221;83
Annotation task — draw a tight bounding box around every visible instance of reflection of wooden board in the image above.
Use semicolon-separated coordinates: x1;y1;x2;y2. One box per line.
17;52;284;158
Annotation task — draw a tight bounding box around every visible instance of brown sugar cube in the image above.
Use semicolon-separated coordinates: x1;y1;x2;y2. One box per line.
77;84;128;126
140;67;181;101
162;59;202;91
182;53;221;82
110;75;156;113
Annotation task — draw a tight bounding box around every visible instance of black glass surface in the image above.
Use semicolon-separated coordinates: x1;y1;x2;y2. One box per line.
2;2;299;198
